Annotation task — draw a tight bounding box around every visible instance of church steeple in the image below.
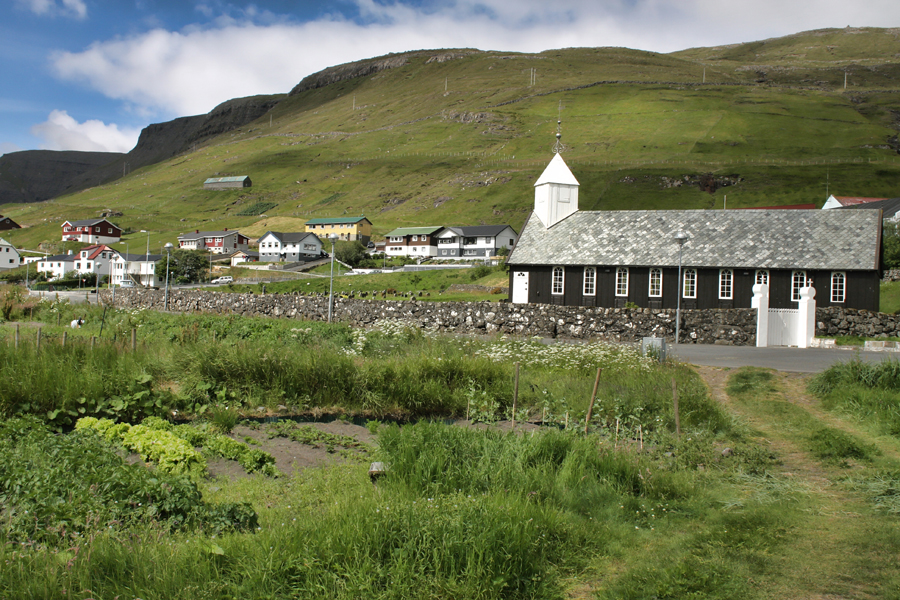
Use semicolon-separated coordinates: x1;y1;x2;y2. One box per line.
533;152;579;228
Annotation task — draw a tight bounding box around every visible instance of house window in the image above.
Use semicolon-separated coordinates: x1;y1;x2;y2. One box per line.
831;272;846;303
615;267;629;297
583;267;596;296
411;235;418;242
649;268;662;297
464;237;476;245
683;269;697;298
792;270;807;301
755;270;769;286
552;267;564;295
76;262;81;269
464;250;477;256
107;228;112;234
719;269;733;300
441;250;447;256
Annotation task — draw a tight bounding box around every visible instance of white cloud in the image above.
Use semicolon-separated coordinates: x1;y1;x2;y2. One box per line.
17;0;86;19
48;0;900;118
31;110;140;153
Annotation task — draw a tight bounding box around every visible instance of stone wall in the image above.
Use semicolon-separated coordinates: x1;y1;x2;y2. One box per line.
816;306;900;338
100;289;757;345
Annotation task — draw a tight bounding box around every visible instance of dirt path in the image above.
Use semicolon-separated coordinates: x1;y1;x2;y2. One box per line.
695;365;900;599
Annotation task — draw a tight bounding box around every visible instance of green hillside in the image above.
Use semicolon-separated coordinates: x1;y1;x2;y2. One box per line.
4;28;900;254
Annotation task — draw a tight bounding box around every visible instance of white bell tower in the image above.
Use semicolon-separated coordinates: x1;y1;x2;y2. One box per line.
533;152;579;228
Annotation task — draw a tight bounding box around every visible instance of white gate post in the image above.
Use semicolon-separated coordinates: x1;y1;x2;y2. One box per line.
752;283;769;348
796;286;816;348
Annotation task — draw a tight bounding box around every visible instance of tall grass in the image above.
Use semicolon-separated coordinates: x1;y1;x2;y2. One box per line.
809;358;900;435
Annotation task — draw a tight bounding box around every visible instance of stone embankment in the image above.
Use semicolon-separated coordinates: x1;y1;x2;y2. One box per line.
101;289;757;345
816;306;900;339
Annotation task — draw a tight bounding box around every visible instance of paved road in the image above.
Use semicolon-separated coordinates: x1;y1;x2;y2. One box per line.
669;343;897;374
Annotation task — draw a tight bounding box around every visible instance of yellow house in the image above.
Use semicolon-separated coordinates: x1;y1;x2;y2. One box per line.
304;216;372;244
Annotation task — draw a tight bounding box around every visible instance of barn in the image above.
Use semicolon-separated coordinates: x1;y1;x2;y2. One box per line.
507;153;882;312
203;176;252;190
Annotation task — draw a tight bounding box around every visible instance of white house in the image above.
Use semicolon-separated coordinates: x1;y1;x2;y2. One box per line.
434;225;518;259
0;238;21;271
109;253;163;287
258;232;323;262
36;253;76;280
383;227;444;258
61;219;122;244
230;250;260;266
177;229;249;255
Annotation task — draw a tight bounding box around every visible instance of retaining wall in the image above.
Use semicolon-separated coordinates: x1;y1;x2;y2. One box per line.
100;289;757;345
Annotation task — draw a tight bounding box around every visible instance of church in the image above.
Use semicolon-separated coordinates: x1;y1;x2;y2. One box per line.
506;152;883;312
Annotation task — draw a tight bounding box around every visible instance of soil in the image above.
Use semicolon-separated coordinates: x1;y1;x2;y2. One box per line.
204;418;541;480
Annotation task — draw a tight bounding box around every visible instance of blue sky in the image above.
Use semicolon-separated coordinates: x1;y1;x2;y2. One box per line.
2;0;899;156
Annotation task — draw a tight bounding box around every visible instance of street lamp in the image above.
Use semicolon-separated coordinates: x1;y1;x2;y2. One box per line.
328;234;338;323
673;231;689;345
140;230;151;287
164;242;174;311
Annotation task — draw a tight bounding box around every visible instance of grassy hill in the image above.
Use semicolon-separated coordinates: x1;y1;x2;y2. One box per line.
4;28;900;256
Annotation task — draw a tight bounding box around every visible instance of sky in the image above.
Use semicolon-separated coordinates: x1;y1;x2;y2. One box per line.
2;0;899;157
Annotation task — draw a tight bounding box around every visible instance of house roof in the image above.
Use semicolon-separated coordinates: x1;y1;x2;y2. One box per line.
178;230;243;240
204;176;249;184
41;254;75;262
444;225;516;237
829;196;888;207
739;204;818;210
233;250;260;258
385;226;444;237
305;216;370;225
120;253;163;262
838;197;900;219
261;231;320;244
534;153;579;187
63;218;117;228
507;209;882;271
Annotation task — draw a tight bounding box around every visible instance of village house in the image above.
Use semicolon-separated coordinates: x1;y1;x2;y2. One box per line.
177;229;249;255
109;253;163;287
507;153;882;312
384;226;444;258
61;219;122;244
230;250;260;266
36;253;75;280
304;217;372;244
434;225;518;259
0;215;21;231
0;238;20;270
258;232;323;262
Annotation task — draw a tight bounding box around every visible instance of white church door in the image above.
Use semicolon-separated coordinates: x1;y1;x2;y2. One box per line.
512;271;529;304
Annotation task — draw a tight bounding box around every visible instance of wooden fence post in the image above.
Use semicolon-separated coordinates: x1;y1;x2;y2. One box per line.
36;328;41;352
512;362;519;429
14;324;18;349
585;367;602;434
90;336;95;349
62;331;67;347
672;378;681;438
131;328;137;352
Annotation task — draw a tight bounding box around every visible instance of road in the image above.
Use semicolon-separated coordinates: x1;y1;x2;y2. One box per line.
668;343;896;373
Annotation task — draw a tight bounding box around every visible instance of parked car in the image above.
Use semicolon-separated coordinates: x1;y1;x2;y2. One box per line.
118;280;135;288
210;276;233;284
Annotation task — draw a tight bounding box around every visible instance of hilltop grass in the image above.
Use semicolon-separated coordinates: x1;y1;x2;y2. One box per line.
3;33;900;250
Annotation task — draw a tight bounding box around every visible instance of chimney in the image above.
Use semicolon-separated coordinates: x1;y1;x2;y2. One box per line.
224;227;228;232
195;229;199;234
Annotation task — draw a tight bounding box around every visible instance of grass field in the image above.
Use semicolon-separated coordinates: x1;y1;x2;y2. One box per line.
3;303;900;597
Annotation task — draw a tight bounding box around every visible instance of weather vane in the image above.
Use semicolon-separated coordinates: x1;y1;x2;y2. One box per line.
553;101;563;154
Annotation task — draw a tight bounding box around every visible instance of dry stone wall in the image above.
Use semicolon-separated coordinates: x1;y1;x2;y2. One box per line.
101;289;757;345
816;306;900;338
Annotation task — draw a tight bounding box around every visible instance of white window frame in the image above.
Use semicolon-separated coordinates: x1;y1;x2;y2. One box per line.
583;267;596;296
649;268;662;298
719;269;733;300
683;269;697;299
831;271;846;303
552;267;565;295
755;270;769;286
615;267;629;297
792;270;807;302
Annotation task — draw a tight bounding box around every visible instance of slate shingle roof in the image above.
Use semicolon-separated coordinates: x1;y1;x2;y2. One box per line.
507;209;882;271
445;225;515;237
262;231;319;244
839;198;900;219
